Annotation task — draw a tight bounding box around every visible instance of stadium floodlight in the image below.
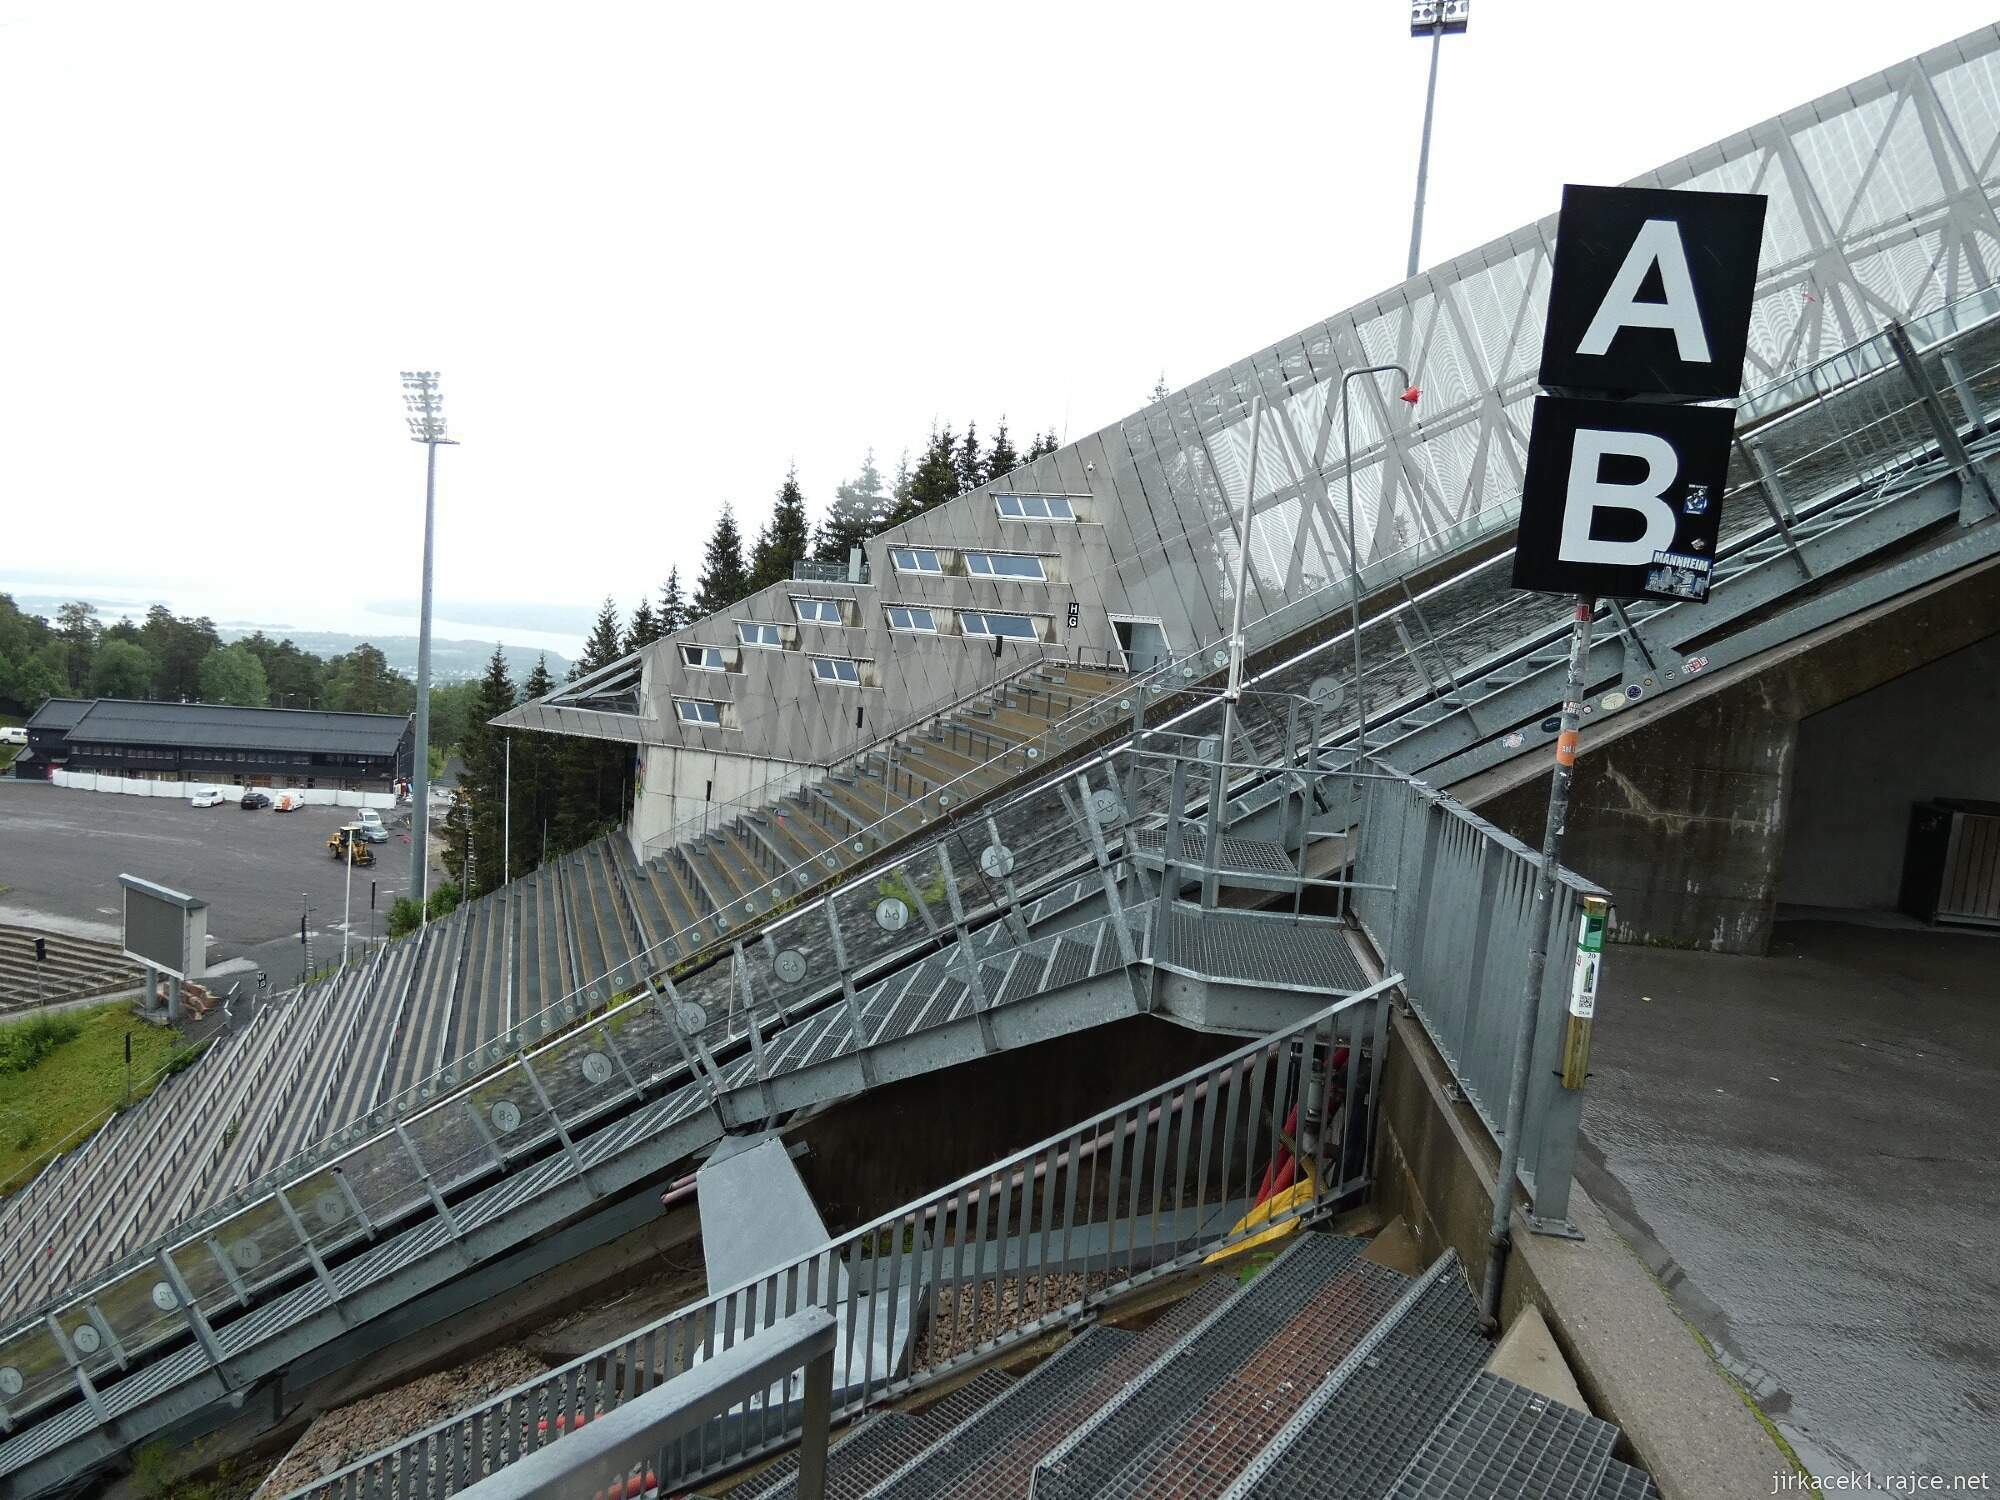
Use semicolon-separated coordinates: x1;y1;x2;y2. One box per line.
398;369;458;920
1406;0;1469;279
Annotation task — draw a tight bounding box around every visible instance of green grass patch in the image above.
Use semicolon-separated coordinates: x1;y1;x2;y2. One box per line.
0;1003;187;1190
0;744;19;772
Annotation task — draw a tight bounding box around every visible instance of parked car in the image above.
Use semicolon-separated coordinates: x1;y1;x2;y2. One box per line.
355;808;389;842
189;785;227;808
0;727;25;746
240;789;272;810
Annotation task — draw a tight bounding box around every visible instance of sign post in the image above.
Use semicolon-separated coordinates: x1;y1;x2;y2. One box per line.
1480;182;1766;1324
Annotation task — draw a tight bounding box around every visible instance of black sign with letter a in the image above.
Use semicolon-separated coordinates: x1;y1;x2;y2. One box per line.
1538;185;1767;400
1511;397;1734;602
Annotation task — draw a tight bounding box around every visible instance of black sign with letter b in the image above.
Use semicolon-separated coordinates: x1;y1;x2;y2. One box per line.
1511;398;1733;601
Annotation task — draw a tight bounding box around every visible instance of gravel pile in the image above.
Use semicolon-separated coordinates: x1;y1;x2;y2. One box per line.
257;1344;550;1497
921;1269;1125;1365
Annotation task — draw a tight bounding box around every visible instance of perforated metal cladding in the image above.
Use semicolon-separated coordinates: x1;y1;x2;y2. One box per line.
1231;1263;1488;1499
1387;1373;1618;1499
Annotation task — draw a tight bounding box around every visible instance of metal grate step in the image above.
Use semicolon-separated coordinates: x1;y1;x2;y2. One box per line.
1223;1253;1489;1500
1034;1234;1403;1500
1594;1458;1665;1500
1386;1373;1620;1499
867;1277;1234;1500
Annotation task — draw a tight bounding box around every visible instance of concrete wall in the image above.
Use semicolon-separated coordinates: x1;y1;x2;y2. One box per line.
1775;636;2000;911
1477;561;2000;953
628;741;818;856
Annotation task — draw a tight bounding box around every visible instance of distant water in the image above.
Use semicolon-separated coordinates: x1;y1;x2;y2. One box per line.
1;578;583;661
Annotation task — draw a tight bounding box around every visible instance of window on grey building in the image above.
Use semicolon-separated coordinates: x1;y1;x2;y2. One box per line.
885;605;937;633
675;698;729;727
681;643;728;671
736;621;785;649
964;551;1047;581
809;656;864;685
890;547;943;575
959;611;1038;640
995;495;1076;521
792;597;842;625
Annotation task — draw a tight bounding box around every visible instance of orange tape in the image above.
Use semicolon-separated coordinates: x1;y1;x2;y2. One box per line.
1555;730;1579;767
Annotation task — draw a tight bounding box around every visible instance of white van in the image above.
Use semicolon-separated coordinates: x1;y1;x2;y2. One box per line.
0;727;26;746
189;785;227;808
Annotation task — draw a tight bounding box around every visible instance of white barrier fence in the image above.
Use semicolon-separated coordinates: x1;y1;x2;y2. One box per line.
51;770;396;810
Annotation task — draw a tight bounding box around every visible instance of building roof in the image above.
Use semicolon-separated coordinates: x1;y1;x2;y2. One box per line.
25;698;93;732
63;699;412;755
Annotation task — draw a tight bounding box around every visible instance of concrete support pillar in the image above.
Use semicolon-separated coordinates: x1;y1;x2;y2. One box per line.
1487;690;1798;955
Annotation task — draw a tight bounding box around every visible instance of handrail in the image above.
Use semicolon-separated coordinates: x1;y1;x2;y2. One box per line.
641;641;1082;855
278;985;1397;1500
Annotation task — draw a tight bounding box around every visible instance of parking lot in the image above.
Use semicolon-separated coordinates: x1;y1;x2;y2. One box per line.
0;781;419;963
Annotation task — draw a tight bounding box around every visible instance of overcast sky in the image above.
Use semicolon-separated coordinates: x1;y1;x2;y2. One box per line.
3;1;1993;654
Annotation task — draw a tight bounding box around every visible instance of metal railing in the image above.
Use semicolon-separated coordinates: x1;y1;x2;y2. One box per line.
792;558;871;586
285;985;1396;1499
640;642;1089;855
444;1310;836;1500
1350;764;1609;1224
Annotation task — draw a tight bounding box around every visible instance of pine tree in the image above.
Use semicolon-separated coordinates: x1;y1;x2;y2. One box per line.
956;420;983;496
747;466;812;593
984;418;1019;485
692;504;750;619
1025;429;1062;463
814;450;886;564
578;598;624;675
625;599;660;653
887;426;958;525
658;568;689;635
511;655;560;877
455;645;516;896
1149;372;1170;404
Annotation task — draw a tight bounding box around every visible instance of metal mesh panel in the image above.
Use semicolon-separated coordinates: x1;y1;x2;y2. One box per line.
1595;1457;1665;1500
1231;1260;1488;1500
1387;1373;1618;1499
1036;1236;1400;1500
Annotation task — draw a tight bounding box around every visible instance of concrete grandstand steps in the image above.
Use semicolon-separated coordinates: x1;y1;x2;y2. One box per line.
380;907;473;1100
862;1277;1237;1500
321;924;428;1134
1030;1232;1404;1500
813;776;923;842
709;1369;1018;1500
0;926;144;1007
249;956;382;1178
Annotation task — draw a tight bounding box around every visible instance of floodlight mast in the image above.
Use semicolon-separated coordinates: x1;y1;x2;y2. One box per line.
400;370;457;925
1406;0;1469;280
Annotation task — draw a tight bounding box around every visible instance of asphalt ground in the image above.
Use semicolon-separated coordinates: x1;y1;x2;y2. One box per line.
1581;917;2000;1489
0;781;420;967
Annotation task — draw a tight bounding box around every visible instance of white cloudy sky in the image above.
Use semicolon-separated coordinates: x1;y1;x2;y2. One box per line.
2;1;1992;653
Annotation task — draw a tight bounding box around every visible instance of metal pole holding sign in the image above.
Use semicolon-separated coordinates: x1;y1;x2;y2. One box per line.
1489;179;1766;1326
1479;594;1593;1328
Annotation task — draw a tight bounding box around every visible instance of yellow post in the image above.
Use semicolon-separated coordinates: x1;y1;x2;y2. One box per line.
1560;895;1609;1089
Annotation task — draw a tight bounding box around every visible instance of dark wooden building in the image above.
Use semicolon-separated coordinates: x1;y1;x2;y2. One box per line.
18;699;414;790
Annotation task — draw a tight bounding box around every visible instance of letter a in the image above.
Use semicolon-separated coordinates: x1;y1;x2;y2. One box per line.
1576;218;1712;365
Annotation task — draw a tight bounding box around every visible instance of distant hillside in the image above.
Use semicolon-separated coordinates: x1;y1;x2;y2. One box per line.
216;630;570;684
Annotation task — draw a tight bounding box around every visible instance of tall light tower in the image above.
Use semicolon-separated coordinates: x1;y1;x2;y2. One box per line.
400;371;456;918
1406;0;1469;280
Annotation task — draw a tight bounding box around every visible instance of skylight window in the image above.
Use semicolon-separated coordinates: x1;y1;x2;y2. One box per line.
959;611;1038;640
890;547;943;575
886;605;937;633
809;657;863;685
995;495;1076;521
964;551;1047;581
